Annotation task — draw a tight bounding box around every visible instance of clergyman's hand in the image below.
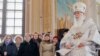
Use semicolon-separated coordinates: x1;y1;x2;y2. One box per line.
65;43;72;49
78;43;84;48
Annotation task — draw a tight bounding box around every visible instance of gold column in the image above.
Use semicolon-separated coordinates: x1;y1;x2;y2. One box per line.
42;0;52;33
51;0;57;35
31;0;40;33
25;0;40;33
25;0;57;35
25;0;30;33
80;0;97;20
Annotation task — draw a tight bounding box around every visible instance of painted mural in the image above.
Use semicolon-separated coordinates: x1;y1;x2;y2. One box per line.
57;0;77;29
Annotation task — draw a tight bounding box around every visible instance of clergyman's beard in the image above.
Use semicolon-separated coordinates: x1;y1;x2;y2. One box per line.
74;15;85;27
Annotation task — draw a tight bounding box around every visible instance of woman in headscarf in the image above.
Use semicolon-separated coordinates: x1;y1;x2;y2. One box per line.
0;35;17;56
14;35;23;50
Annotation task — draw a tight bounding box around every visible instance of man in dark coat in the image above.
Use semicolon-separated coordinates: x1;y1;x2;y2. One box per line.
17;34;39;56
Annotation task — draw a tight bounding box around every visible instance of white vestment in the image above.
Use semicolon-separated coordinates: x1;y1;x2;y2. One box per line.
58;18;100;56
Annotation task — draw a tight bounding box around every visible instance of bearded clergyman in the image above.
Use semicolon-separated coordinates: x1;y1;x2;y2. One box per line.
57;2;100;56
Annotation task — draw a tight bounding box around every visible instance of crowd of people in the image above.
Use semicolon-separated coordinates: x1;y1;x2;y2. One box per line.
0;31;68;56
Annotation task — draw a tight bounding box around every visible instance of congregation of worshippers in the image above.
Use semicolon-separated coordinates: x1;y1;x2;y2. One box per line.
0;29;69;56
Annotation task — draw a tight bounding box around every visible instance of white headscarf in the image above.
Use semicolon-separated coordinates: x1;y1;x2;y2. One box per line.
13;35;23;43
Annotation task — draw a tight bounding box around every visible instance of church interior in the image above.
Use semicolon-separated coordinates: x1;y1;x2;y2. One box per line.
0;0;100;56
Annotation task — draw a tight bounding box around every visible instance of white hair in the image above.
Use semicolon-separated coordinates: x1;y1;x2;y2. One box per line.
13;35;23;43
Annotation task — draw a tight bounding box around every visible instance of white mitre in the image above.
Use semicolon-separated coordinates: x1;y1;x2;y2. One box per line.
73;2;86;13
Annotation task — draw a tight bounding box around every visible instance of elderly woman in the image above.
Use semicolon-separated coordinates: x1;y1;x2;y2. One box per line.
14;35;23;50
0;35;17;56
